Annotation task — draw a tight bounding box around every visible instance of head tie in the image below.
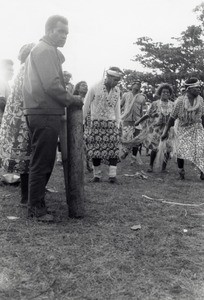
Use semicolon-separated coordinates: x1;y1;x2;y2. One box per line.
185;79;201;90
106;70;123;78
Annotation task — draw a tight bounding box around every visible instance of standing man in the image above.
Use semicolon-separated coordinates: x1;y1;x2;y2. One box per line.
83;67;123;183
23;15;83;222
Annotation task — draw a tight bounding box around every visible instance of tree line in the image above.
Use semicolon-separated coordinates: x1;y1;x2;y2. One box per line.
122;2;204;96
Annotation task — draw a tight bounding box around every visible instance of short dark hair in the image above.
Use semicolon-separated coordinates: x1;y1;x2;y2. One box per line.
45;15;68;34
156;83;173;96
73;81;87;95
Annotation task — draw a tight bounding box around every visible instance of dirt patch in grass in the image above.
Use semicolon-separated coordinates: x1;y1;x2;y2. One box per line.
0;154;204;299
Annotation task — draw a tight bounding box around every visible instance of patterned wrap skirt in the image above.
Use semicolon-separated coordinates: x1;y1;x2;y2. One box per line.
176;123;204;172
84;119;120;164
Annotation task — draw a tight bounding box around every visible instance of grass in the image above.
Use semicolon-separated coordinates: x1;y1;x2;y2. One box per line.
0;153;204;300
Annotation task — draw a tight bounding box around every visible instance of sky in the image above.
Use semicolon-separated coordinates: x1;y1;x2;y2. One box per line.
0;0;203;86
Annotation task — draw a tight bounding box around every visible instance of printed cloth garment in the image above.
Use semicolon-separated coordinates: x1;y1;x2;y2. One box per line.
120;92;146;157
142;99;174;151
121;92;146;123
176;123;204;172
0;66;31;173
0;79;11;124
120;121;142;157
121;99;174;154
171;94;204;172
84;119;120;164
171;94;204;126
120;91;134;115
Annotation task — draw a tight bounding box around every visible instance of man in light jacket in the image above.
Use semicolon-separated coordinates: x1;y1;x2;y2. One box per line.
23;15;83;222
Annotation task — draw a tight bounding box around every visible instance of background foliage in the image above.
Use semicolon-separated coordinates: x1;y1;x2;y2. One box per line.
122;2;204;96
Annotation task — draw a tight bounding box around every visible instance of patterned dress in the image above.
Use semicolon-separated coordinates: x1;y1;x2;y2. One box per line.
144;99;174;151
83;80;121;164
0;80;11;124
171;94;204;172
0;65;31;173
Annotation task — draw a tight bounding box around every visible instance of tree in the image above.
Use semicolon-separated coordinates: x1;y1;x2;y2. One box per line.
123;2;204;95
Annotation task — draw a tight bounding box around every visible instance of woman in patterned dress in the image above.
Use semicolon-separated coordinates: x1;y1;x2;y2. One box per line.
0;43;35;204
162;78;204;180
132;83;175;172
83;67;123;183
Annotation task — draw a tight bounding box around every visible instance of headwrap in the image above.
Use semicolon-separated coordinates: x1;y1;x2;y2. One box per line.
131;80;141;86
184;78;201;90
106;68;123;78
18;43;36;64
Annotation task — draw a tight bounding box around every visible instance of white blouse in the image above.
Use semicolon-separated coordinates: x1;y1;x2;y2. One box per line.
83;80;121;126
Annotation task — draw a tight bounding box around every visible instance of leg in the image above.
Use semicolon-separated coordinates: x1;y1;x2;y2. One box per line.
162;152;170;172
20;173;29;205
147;149;157;172
177;158;185;179
92;158;102;182
131;146;143;165
132;147;138;157
108;158;118;183
26;115;61;218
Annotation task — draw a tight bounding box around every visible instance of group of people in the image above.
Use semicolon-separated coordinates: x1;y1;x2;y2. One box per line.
0;14;204;223
120;79;204;180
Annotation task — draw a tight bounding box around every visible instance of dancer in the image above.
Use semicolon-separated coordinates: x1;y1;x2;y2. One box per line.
83;67;123;183
161;78;204;180
130;83;175;172
121;80;146;164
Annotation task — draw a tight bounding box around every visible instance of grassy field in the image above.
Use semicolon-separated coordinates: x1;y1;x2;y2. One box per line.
0;153;204;300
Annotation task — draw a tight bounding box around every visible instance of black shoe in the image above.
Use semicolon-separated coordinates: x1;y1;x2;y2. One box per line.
20;197;28;207
147;166;153;173
19;202;27;208
178;169;185;180
200;172;204;180
90;177;100;183
161;169;168;173
69;214;84;219
27;206;54;222
27;210;54;222
35;214;54;222
108;177;119;184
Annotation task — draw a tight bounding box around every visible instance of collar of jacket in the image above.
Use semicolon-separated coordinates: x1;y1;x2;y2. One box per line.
40;35;65;64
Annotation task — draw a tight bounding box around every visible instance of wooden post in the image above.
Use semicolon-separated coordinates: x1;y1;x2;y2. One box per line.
59;112;69;202
60;106;85;218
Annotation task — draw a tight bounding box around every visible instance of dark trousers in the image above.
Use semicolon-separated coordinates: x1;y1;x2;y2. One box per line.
26;115;61;209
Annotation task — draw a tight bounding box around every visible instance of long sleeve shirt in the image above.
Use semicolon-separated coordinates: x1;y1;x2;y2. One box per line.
83;80;121;127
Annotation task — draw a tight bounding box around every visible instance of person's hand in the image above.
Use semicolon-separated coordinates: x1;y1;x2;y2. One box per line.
152;113;159;118
72;96;84;108
118;122;122;137
161;132;168;141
